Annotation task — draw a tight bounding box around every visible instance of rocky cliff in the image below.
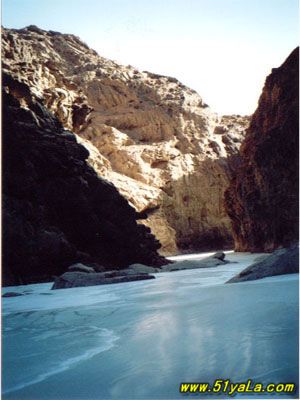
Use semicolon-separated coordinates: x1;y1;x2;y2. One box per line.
225;48;299;252
3;74;166;285
2;25;249;254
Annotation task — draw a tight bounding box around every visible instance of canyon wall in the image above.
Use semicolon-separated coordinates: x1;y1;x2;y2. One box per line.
3;74;166;285
225;48;299;252
2;26;249;254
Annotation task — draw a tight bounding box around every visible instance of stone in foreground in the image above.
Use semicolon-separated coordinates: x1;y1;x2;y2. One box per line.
226;244;299;283
51;271;155;289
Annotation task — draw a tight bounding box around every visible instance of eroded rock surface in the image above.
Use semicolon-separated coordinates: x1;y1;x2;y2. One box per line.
225;48;299;252
3;75;167;286
2;26;249;254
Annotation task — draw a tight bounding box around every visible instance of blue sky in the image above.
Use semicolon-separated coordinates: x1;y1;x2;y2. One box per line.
2;0;299;115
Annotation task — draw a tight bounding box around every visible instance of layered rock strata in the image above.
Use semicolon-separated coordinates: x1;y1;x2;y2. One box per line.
3;75;166;286
225;48;299;252
2;25;249;254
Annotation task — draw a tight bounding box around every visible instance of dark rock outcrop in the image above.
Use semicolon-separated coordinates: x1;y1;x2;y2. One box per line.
224;48;299;252
51;271;155;289
227;244;299;283
3;74;167;286
212;251;226;261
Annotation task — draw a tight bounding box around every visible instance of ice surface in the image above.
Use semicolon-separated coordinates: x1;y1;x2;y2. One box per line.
167;249;234;261
2;252;299;399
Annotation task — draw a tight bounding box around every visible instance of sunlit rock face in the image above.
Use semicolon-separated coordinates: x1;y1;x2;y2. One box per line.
2;25;249;254
225;48;299;252
3;74;167;286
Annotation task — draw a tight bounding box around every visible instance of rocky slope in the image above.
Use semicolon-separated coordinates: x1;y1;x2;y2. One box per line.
3;74;166;286
225;48;299;252
2;25;249;254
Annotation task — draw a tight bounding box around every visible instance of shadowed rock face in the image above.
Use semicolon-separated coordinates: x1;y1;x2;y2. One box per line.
2;26;249;254
224;48;299;252
3;75;167;286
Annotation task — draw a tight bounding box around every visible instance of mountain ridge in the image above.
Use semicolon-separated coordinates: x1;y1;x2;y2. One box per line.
2;25;249;254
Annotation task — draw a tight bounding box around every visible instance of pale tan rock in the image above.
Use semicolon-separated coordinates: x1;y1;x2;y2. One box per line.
2;26;250;255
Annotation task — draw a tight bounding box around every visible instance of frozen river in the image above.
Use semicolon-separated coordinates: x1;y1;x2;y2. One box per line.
2;252;299;399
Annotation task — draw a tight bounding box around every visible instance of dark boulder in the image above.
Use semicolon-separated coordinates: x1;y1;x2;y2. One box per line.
212;251;226;261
